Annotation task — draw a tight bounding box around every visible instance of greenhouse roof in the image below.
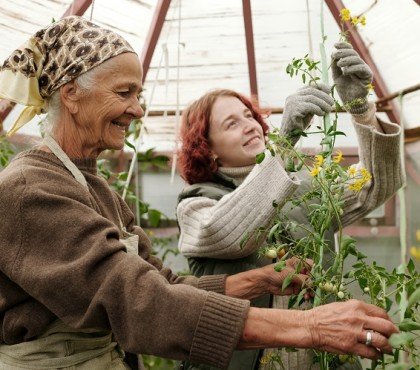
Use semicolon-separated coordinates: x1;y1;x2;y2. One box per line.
1;0;419;152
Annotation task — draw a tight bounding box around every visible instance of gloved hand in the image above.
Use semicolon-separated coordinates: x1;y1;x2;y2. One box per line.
331;42;373;114
280;83;334;146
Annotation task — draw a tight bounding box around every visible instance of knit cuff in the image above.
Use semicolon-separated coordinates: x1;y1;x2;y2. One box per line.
351;102;376;124
189;292;250;369
348;101;369;114
345;96;369;115
197;274;227;295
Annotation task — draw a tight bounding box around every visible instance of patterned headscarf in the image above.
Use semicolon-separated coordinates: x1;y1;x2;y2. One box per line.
0;16;135;135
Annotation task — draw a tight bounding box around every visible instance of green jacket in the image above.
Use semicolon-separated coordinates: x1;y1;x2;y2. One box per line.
177;171;360;370
178;172;270;370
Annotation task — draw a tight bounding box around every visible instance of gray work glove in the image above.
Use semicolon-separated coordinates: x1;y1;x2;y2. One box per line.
280;83;334;146
331;42;373;114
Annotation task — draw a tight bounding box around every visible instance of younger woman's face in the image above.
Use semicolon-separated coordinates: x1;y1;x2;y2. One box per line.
208;96;265;167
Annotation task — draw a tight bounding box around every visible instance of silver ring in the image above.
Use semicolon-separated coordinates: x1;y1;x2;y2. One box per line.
365;330;373;346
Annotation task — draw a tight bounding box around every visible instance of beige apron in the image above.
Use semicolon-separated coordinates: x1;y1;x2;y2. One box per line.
0;136;140;369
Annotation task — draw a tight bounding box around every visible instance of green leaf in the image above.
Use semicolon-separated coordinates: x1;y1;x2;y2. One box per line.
287;294;298;309
302;73;306;84
255;152;265;164
329;131;346;136
274;261;286;272
285;158;295;172
268;224;280;241
398;318;420;331
147;209;162;227
384;364;409;370
282;273;294;292
239;232;250;249
124;139;136;151
407;287;420;310
407;258;415;275
389;332;415;347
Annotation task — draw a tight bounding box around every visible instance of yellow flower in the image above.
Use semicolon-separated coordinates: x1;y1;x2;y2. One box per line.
260;353;273;365
340;8;351;22
360;168;372;182
310;167;321;177
347;167;357;177
348;180;364;192
367;83;374;92
351;16;359;25
315;154;324;167
333;150;343;164
359;15;367;26
410;246;420;261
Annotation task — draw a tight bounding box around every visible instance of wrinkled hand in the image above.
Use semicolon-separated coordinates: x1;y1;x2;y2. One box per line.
225;257;312;300
331;42;373;113
306;299;398;360
280;83;334;146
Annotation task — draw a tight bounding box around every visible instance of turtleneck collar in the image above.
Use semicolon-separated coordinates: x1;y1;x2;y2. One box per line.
218;164;255;186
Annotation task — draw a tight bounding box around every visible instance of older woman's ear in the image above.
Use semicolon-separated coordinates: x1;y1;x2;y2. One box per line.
60;81;80;114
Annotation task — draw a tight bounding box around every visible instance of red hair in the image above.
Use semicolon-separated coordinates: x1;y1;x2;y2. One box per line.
178;89;269;184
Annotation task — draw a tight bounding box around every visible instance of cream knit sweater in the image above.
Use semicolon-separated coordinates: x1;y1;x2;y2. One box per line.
177;104;403;260
177;104;404;369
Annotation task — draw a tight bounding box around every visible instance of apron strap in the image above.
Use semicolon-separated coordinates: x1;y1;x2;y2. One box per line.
43;135;127;232
43;135;88;190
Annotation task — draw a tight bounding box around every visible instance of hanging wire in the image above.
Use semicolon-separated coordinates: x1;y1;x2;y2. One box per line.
122;2;179;200
89;0;96;20
397;94;408;292
170;0;183;184
305;0;314;59
163;43;169;119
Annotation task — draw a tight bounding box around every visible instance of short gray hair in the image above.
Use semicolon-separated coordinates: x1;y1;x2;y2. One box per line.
44;62;111;135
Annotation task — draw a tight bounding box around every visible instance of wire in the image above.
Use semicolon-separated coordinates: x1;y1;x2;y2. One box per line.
122;2;180;200
170;0;182;184
89;0;95;20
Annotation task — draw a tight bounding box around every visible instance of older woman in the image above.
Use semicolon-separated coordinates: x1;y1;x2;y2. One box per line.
0;17;397;370
177;44;404;369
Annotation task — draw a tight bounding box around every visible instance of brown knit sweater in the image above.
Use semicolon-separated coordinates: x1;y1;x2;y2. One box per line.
0;149;250;369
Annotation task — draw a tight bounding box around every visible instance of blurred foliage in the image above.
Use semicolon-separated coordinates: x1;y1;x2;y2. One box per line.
0;135;14;169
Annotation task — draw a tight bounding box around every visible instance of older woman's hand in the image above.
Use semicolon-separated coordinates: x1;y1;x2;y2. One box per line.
225;257;312;300
306;299;398;359
238;299;398;361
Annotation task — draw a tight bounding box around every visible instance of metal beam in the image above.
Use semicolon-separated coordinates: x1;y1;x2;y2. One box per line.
242;0;259;102
62;0;93;17
140;0;172;84
375;82;420;105
0;0;93;129
324;0;401;124
145;103;393;118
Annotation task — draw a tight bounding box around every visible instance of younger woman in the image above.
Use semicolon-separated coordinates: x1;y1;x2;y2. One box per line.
177;43;404;370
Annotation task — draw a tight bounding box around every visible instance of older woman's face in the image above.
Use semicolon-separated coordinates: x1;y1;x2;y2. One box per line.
208;96;265;167
74;53;144;151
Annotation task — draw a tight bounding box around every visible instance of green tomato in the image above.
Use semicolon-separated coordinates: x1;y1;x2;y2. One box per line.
265;249;277;259
337;291;345;299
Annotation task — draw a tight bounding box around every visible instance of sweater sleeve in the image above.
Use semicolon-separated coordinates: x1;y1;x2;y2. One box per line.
177;153;300;259
0;170;249;369
339;103;405;227
116;195;229;295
